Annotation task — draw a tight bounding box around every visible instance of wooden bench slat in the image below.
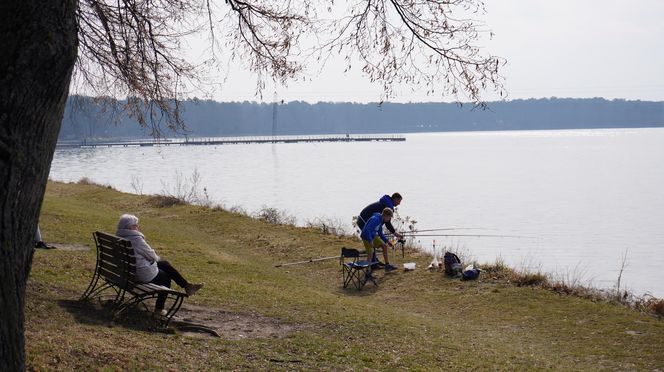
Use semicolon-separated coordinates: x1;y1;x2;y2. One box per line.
98;243;134;257
98;265;135;282
99;248;136;266
98;257;126;272
129;283;187;297
96;235;117;244
98;258;135;285
99;251;134;270
97;260;124;272
98;268;126;287
96;236;123;248
98;241;125;252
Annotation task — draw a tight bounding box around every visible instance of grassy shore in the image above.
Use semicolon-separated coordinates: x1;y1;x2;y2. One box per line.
27;181;664;370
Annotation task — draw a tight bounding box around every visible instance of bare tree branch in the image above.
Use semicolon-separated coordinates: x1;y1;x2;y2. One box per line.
73;0;505;135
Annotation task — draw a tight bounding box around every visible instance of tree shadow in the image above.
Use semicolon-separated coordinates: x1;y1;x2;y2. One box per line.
57;298;174;334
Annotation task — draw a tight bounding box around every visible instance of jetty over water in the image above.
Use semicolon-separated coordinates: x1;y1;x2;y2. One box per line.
56;134;406;148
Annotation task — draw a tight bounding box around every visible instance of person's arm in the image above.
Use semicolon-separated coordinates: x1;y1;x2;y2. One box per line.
385;220;396;235
385;220;404;239
379;226;390;244
134;237;160;263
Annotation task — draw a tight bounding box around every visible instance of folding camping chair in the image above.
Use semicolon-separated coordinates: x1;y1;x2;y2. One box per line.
340;247;378;290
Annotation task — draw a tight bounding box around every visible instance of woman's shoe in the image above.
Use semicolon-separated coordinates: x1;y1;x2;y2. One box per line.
185;283;204;296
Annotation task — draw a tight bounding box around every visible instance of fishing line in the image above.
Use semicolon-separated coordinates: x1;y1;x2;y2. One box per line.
401;227;495;233
274;255;345;267
401;233;535;239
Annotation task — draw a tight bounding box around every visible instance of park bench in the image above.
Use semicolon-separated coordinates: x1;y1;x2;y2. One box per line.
80;231;187;327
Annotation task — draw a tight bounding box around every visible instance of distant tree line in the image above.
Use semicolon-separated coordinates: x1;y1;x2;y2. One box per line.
59;96;664;140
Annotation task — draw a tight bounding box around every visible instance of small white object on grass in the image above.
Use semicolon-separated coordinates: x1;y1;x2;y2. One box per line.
403;262;416;271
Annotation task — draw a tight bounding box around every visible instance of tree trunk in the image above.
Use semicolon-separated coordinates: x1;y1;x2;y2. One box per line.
0;0;78;370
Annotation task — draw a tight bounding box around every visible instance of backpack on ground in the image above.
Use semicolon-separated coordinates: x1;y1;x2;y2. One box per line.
461;264;481;281
443;252;462;277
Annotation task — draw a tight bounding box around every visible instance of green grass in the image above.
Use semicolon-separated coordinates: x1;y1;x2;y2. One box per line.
26;181;664;370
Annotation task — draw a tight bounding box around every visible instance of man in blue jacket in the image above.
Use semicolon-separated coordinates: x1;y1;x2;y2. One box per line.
357;193;403;267
357;193;403;239
361;208;398;273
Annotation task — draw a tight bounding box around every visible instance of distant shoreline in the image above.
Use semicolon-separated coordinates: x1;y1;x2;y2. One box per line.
56;126;664;145
60;96;664;140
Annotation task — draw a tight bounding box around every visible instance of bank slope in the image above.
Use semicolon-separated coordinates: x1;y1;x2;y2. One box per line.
26;182;664;370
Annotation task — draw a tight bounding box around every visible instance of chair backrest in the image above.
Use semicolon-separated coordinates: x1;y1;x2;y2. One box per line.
341;247;360;258
93;231;137;289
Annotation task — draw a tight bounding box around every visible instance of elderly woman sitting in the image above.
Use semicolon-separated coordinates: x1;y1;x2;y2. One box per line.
116;214;203;315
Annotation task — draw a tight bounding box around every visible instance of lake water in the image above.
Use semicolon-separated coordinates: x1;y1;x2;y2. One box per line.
49;128;664;297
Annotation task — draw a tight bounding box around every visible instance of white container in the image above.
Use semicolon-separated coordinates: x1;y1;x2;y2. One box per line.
403;262;416;271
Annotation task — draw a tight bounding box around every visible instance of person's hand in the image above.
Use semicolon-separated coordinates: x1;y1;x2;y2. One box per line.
395;232;404;239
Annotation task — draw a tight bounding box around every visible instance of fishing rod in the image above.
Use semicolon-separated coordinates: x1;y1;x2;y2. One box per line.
401;233;535;239
275;250;384;267
275;243;402;267
274;255;345;267
400;227;493;233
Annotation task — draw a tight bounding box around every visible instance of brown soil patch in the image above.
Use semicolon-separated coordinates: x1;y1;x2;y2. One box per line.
172;304;303;340
50;243;91;251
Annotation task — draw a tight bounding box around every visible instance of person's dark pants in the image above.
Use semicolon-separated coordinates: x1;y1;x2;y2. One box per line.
150;260;189;310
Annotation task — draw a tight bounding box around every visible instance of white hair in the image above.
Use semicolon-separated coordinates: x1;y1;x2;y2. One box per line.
117;214;139;230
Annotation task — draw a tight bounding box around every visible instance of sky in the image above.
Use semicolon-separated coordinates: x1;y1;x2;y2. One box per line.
480;0;664;102
72;1;664;103
199;0;664;103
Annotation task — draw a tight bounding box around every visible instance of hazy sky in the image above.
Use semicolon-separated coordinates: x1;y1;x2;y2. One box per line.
72;1;662;103
200;0;664;103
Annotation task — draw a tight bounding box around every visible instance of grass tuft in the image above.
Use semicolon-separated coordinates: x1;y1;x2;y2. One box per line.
513;271;549;287
479;258;513;280
647;298;664;317
304;217;350;237
144;195;186;208
75;177;115;190
254;206;296;225
76;177;96;185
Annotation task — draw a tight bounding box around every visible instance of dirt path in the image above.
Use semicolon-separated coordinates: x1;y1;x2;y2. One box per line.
172;304;304;340
48;243;91;251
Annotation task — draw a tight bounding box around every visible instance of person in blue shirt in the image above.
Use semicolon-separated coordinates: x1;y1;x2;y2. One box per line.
357;193;403;239
357;193;403;266
361;208;397;272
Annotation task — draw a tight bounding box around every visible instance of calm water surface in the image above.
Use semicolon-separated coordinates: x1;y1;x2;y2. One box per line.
50;128;664;297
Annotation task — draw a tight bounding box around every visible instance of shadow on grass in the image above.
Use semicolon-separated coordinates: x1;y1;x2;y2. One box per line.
58;298;298;340
57;299;174;334
338;285;378;297
337;270;401;297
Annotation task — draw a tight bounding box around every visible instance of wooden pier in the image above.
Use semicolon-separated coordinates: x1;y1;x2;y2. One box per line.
56;134;406;148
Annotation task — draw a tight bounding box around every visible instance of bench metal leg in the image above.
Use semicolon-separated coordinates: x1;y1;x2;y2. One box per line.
80;280;127;310
161;294;185;328
114;292;186;328
114;294;155;318
80;271;102;301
